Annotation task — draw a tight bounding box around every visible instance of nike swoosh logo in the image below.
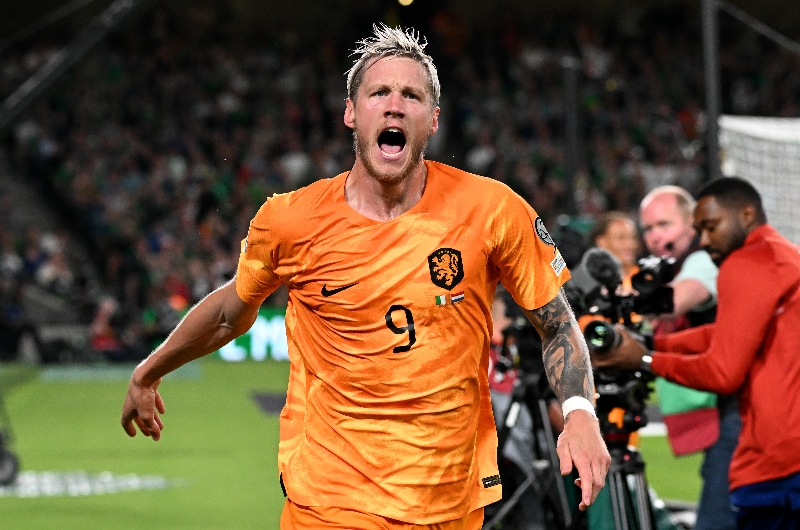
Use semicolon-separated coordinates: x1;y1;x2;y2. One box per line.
321;282;359;297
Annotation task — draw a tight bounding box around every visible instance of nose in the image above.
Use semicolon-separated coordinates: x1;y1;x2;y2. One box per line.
644;232;659;251
699;229;710;249
383;91;405;119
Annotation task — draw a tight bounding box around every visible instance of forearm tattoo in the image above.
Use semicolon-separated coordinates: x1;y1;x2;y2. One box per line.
523;290;594;405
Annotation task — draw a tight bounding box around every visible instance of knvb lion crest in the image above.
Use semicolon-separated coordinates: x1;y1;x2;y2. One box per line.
428;248;464;290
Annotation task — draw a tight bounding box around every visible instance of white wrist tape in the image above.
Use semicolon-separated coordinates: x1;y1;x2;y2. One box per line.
562;396;596;419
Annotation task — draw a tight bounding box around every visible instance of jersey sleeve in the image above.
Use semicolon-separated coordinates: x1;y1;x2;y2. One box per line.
235;198;283;304
490;192;570;310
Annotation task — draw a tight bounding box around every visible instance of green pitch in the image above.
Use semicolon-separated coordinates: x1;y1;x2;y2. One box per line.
639;435;703;503
0;360;700;528
0;360;288;529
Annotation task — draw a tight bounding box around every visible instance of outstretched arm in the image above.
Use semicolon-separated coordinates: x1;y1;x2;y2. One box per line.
120;279;262;441
523;289;610;511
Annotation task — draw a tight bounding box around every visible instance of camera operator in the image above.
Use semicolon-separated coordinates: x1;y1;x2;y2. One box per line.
640;185;738;530
640;186;718;321
595;177;800;529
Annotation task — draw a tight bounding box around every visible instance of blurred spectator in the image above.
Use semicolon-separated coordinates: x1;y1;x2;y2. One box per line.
589;211;640;288
5;5;799;352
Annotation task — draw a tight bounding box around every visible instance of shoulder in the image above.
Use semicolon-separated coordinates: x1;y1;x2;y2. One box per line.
723;226;800;283
427;160;518;202
426;160;540;240
251;176;342;226
679;251;718;277
425;160;534;226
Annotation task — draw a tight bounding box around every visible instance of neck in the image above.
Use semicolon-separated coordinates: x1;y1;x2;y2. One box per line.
745;221;766;236
345;159;428;222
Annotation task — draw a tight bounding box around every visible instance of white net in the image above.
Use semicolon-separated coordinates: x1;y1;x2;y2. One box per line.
719;115;800;244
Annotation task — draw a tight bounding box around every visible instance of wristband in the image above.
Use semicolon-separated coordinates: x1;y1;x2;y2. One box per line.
640;354;653;372
562;396;596;419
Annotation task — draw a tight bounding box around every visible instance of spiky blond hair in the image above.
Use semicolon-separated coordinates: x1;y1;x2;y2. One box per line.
346;24;440;107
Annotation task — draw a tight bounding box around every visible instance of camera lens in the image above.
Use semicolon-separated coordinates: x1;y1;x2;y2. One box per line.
584;320;622;352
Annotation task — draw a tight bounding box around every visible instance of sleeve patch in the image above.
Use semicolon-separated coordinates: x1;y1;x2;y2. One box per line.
482;474;502;488
534;217;555;247
551;249;566;276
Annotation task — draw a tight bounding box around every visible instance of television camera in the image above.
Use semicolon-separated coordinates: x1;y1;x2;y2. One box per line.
566;248;679;530
483;294;574;530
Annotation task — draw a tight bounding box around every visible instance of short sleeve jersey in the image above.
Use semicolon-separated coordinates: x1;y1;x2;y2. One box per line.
673;250;718;313
236;161;570;524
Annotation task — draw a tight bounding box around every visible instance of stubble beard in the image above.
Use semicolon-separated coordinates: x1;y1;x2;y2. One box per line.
353;130;428;185
716;225;748;265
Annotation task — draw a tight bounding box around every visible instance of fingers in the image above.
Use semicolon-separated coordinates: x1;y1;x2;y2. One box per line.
155;391;166;415
131;415;163;440
577;452;610;511
573;478;588;511
590;460;605;507
121;418;137;437
147;418;162;441
559;412;611;511
575;458;595;510
121;382;165;441
556;435;573;476
120;396;139;437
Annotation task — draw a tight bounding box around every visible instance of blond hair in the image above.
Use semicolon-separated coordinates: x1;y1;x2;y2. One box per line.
346;24;440;107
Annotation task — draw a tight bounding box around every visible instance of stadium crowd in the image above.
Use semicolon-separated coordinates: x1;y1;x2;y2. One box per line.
4;6;800;360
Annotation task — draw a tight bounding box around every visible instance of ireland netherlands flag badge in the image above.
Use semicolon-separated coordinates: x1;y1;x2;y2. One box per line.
435;292;465;306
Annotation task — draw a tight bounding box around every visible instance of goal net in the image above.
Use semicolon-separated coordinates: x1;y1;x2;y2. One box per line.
719;115;800;244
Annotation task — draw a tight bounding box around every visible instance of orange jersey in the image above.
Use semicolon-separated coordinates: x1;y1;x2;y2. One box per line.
280;499;484;530
236;160;570;524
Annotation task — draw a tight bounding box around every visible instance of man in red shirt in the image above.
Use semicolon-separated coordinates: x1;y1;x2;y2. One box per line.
594;177;800;529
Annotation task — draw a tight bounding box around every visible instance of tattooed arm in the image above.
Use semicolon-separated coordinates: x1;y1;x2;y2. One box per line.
523;289;610;511
522;289;593;404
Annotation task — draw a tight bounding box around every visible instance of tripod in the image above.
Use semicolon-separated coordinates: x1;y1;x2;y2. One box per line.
483;370;573;530
604;440;655;530
594;367;659;530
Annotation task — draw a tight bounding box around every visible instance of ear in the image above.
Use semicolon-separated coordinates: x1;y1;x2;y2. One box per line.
344;98;355;130
740;204;757;229
429;106;440;135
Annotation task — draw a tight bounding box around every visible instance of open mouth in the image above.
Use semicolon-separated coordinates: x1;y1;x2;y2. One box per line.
378;128;406;156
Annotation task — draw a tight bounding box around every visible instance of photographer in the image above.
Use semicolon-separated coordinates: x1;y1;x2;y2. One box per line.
595;177;800;529
640;186;738;530
640;186;718;321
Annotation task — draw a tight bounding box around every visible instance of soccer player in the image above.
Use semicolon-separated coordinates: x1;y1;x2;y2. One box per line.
120;25;610;529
